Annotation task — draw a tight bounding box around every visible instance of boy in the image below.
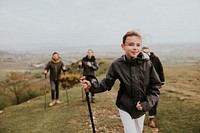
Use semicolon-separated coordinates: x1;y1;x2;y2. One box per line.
81;31;161;133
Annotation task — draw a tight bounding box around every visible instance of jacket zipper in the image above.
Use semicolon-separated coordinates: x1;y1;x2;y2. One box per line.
55;64;58;80
130;63;134;116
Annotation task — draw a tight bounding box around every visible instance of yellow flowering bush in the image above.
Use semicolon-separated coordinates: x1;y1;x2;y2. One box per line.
60;74;81;88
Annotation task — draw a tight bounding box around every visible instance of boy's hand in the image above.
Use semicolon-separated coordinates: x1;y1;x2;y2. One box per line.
80;76;92;92
136;101;143;111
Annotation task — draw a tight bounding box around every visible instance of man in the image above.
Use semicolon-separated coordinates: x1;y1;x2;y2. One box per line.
44;52;66;107
79;49;98;103
81;31;161;133
142;46;165;128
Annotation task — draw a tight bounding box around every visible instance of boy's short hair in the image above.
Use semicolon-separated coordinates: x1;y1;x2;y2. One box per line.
122;31;142;44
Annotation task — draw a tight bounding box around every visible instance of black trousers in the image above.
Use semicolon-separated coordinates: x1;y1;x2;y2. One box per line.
50;80;60;100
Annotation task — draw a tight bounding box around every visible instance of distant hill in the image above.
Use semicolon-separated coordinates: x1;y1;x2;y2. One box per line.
0;43;200;65
0;50;14;56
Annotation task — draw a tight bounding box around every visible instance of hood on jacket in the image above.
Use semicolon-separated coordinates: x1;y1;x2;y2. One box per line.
83;55;96;62
51;57;61;64
122;51;150;63
140;51;150;59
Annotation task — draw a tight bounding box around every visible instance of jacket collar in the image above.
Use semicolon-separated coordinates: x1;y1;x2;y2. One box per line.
121;52;149;65
51;57;61;64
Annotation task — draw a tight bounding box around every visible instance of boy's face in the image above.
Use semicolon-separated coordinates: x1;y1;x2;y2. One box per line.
121;36;142;58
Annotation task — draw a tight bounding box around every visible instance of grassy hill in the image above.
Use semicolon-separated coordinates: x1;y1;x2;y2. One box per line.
0;59;200;133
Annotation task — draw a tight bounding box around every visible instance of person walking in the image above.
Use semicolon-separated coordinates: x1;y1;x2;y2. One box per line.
44;52;66;107
79;49;98;103
81;31;161;133
142;46;165;128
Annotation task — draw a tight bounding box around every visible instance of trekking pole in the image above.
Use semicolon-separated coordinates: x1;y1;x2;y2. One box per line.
78;65;85;102
62;70;69;104
44;74;47;109
81;76;96;133
82;86;84;102
85;91;96;133
65;86;69;104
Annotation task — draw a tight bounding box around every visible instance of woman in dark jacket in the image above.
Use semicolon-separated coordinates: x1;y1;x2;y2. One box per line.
81;31;161;133
142;46;165;128
79;49;98;103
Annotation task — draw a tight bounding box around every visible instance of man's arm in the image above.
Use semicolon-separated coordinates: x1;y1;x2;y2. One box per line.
43;62;50;74
61;62;66;74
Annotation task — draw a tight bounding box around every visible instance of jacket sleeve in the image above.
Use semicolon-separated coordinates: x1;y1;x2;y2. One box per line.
61;62;67;74
82;60;87;68
91;60;98;71
79;59;83;68
141;65;161;112
157;57;165;83
91;63;117;93
45;62;51;72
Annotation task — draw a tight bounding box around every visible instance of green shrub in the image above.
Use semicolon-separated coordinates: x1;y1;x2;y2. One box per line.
0;101;8;110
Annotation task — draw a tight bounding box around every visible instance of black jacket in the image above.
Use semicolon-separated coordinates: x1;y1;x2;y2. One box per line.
92;52;161;119
81;55;98;76
150;52;165;83
45;58;64;80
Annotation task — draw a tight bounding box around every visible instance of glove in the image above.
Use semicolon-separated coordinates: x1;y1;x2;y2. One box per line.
80;76;92;92
85;75;99;89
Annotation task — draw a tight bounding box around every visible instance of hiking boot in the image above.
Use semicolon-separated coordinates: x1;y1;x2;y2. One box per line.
149;117;156;128
91;97;95;103
49;100;56;107
56;99;61;104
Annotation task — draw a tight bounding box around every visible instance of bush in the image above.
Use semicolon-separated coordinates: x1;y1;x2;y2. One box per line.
33;73;42;79
0;72;43;106
22;89;42;103
0;101;8;110
60;74;81;88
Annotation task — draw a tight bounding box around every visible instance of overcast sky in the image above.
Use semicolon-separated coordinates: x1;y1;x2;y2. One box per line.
0;0;200;51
